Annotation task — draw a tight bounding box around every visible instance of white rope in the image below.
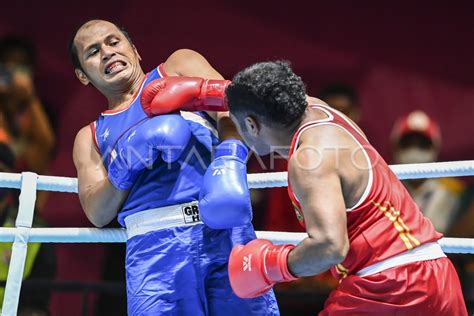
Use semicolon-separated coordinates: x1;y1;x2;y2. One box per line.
0;227;472;254
0;160;472;192
247;160;474;188
0;172;78;193
390;160;474;180
248;172;288;189
0;228;127;243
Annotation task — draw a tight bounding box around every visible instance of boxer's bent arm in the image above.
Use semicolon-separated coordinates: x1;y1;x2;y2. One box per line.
286;146;350;277
73;126;128;227
163;49;241;140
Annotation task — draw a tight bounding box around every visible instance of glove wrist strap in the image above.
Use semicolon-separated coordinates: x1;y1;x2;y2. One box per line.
199;79;230;110
266;244;297;283
215;139;248;161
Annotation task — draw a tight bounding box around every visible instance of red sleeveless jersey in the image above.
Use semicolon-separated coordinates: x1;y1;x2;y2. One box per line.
287;104;442;281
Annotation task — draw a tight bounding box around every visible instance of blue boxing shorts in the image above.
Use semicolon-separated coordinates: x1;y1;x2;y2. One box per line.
124;202;280;315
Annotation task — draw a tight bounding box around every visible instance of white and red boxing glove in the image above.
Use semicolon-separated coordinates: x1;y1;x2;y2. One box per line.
228;239;297;298
141;76;230;116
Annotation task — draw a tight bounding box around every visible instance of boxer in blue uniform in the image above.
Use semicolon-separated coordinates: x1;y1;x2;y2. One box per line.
70;19;279;315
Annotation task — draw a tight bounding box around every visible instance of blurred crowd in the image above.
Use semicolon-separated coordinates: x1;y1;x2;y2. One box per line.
0;35;472;315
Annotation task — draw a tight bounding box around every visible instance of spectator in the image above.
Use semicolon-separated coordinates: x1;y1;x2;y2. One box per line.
0;37;56;315
391;110;465;234
0;36;55;175
319;83;360;124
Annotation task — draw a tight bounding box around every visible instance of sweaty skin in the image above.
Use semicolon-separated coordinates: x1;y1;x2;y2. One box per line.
72;20;236;227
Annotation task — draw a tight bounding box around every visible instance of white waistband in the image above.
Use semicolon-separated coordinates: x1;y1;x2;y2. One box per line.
356;242;446;277
124;201;203;239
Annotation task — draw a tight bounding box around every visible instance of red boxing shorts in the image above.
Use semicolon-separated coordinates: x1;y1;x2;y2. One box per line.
320;257;467;315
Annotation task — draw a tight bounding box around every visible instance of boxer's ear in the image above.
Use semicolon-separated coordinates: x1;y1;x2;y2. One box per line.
133;45;142;62
244;116;260;137
75;69;90;86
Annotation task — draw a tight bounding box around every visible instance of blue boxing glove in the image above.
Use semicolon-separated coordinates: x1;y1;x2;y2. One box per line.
199;139;252;229
108;114;192;190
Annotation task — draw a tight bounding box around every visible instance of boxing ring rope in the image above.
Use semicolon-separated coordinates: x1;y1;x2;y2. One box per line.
0;160;473;315
0;160;473;192
247;160;474;188
0;228;472;253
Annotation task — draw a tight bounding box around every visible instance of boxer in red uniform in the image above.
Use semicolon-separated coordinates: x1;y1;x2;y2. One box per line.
221;61;467;315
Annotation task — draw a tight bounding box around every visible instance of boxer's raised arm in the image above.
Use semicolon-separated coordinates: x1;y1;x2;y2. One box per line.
73;126;127;227
163;48;223;80
286;139;350;277
161;49;240;140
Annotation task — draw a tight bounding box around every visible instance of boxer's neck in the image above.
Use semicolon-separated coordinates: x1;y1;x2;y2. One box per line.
105;69;146;110
268;115;305;159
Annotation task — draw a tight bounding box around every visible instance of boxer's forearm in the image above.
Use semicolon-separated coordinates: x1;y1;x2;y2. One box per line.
287;234;349;277
78;178;127;227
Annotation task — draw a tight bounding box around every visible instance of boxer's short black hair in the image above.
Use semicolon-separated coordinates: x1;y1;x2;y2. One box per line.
68;19;133;72
226;61;307;128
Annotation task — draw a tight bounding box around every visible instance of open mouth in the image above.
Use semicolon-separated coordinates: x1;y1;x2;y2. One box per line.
104;61;126;75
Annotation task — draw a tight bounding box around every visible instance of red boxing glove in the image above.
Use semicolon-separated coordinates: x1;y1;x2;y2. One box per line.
141;76;230;116
228;239;297;298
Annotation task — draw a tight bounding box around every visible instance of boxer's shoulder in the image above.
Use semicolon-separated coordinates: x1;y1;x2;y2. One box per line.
306;96;327;106
290;124;359;181
297;122;355;151
74;124;93;144
162;49;212;76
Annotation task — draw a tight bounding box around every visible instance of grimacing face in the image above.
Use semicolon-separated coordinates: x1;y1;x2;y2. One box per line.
73;21;142;90
230;113;272;156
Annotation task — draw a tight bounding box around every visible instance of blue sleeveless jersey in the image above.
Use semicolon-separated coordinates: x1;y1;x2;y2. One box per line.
91;65;219;226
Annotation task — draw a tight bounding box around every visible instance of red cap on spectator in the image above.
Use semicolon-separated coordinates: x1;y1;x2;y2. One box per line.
391;111;441;147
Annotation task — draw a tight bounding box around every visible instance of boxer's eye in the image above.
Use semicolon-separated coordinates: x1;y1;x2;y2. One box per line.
87;49;98;58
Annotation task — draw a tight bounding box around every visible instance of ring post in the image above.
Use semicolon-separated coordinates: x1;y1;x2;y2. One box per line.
2;172;37;316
